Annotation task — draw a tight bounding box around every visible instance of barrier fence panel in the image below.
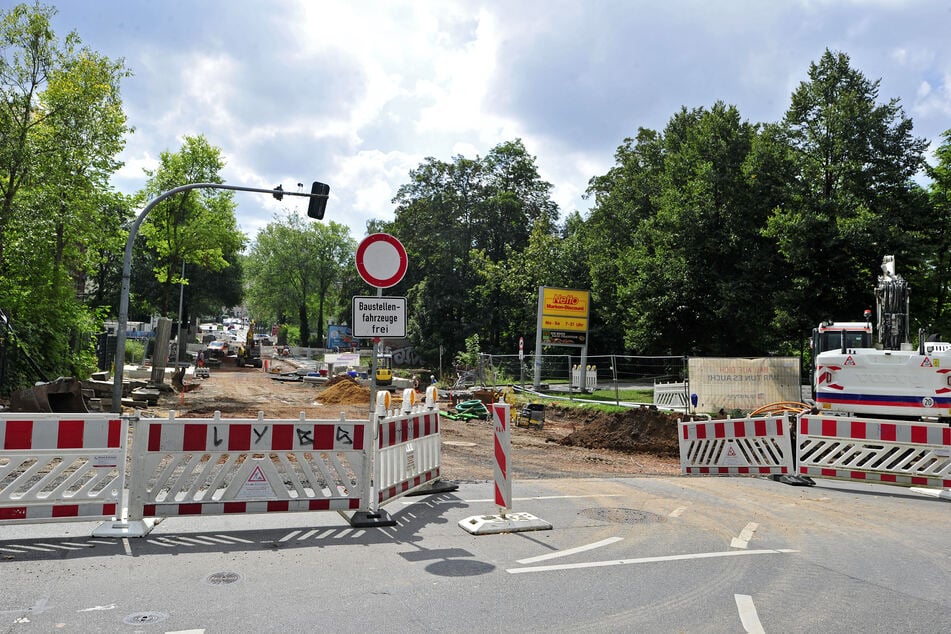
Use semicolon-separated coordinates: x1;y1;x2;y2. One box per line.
654;381;688;410
0;414;127;525
376;389;442;507
679;416;793;475
797;415;951;488
125;411;369;522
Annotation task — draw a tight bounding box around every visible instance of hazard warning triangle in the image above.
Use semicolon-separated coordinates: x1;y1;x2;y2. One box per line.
921;357;933;367
718;440;749;467
844;355;855;366
236;463;277;500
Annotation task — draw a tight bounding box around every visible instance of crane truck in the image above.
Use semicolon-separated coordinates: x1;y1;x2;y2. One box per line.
813;255;951;422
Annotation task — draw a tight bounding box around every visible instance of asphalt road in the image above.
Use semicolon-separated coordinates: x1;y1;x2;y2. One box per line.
1;476;948;633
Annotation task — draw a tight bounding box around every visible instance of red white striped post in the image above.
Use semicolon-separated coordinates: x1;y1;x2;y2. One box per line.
492;403;512;514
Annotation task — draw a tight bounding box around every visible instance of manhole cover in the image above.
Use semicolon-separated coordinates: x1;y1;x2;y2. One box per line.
205;571;242;585
579;508;663;524
123;612;168;625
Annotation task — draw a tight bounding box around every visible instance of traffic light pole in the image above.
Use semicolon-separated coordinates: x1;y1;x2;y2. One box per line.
111;181;328;412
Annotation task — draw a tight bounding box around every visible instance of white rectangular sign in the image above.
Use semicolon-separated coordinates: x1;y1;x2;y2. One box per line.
352;296;406;337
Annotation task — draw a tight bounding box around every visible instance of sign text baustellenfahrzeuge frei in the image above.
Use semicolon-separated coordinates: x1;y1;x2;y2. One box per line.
352;296;407;338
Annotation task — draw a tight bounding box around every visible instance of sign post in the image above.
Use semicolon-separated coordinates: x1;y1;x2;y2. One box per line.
354;233;408;417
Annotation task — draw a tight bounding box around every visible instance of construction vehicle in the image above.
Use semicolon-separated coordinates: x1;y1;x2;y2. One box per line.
236;321;264;368
375;353;393;386
813;255;951;421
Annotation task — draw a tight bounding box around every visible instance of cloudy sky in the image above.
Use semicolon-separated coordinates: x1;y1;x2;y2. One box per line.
46;0;951;243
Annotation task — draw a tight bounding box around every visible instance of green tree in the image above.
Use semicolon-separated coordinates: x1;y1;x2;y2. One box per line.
764;49;928;341
0;2;130;391
385;140;559;365
244;212;354;346
137;135;245;320
921;130;951;335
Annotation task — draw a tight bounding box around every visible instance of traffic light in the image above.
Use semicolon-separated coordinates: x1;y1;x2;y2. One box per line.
272;185;283;201
307;181;330;219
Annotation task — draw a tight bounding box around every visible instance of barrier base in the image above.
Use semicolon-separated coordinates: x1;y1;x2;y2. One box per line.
770;474;816;487
93;518;157;538
404;479;460;497
347;510;398;528
458;512;552;535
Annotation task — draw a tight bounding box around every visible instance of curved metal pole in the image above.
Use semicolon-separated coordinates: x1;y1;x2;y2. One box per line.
111;182;326;411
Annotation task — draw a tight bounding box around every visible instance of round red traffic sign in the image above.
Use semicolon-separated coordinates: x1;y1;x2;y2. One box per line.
355;233;408;288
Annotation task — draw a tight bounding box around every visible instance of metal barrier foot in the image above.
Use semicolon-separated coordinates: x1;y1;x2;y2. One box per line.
403;480;460;497
771;474;816;487
348;511;397;528
92;518;157;538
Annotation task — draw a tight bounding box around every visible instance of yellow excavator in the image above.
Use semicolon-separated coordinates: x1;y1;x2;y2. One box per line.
375;353;393;386
236;321;264;368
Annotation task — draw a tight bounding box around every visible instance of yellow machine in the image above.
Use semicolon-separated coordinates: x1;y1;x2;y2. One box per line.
375;353;393;386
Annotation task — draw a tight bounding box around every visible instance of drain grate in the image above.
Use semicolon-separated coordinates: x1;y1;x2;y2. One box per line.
205;571;242;585
579;508;663;524
123;612;168;625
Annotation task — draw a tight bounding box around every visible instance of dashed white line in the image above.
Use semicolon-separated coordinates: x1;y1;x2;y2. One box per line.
506;548;797;574
731;522;759;549
735;594;765;634
456;494;625;504
517;537;624;564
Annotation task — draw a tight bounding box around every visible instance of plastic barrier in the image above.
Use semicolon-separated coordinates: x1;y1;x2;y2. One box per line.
797;415;951;489
0;414;127;525
570;365;597;391
679;416;793;475
124;411;369;528
654;381;688;410
375;388;444;507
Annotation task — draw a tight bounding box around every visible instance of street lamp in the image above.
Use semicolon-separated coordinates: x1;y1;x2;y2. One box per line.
111;181;330;411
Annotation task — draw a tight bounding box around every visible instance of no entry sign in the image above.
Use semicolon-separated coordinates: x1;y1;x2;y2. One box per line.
355;233;407;288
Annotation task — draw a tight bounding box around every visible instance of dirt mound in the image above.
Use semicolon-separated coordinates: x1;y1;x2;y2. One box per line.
318;377;370;405
558;405;682;456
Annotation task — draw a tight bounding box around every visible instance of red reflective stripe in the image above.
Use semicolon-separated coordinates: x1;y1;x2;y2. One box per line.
272;425;294;450
881;424;896;442
5;420;33;450
851;420;866;440
733;421;745;437
754;419;766;437
0;506;27;519
52;504;80;517
696;424;707;440
182;424;207;451
314;424;333;450
58;420;84;448
822;419;837;438
108;419;122;448
880;473;897;483
309;499;330;511
714;422;725;439
229;424;251;451
223;502;246;513
352;424;364;451
267;501;289;512
148;424;162;451
850;472;866;480
911;426;927;445
102;504;116;516
944;428;951;446
178;504;202;515
143;504;156;516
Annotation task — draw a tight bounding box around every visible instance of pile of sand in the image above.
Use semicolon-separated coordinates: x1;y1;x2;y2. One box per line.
318;377;371;405
558;406;681;456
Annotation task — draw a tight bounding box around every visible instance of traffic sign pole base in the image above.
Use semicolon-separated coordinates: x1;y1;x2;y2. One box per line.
93;518;157;538
458;512;552;535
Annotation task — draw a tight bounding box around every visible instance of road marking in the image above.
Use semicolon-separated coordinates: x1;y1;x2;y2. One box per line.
78;605;116;613
517;537;623;564
910;487;951;500
731;522;759;549
459;494;624;504
506;548;797;574
669;506;687;518
734;594;765;634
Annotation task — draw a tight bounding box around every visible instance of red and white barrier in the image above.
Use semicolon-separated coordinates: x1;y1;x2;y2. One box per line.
797;415;951;489
679;417;794;475
122;411;369;532
375;388;444;507
0;414;127;525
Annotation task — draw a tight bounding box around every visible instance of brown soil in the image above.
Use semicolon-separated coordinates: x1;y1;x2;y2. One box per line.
140;364;681;481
